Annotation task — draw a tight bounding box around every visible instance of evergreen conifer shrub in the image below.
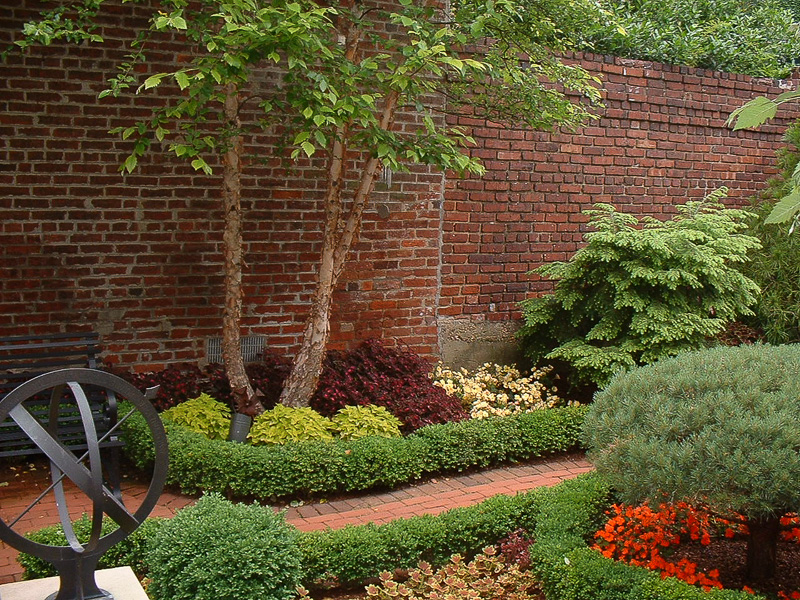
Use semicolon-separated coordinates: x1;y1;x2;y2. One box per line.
517;193;761;387
583;344;800;581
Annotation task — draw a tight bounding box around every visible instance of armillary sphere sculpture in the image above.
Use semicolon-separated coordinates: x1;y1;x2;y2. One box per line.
0;368;168;600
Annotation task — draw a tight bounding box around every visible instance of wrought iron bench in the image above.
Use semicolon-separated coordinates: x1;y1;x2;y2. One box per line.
0;332;124;491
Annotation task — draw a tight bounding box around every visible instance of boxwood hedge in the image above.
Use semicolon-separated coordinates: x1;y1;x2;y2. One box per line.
120;404;588;500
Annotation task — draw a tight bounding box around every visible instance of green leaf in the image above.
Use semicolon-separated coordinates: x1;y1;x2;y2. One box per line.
301;141;315;157
122;154;138;173
143;74;165;90
172;16;187;30
174;71;190;90
727;97;777;130
191;158;212;175
764;190;800;224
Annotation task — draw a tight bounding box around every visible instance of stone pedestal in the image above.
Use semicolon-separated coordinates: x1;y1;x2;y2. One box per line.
0;566;148;600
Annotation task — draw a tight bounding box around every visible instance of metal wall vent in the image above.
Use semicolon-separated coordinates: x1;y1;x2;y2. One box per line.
206;335;266;364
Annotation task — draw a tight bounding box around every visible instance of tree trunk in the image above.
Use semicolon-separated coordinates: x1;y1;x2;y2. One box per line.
745;515;781;582
278;262;335;408
279;89;402;408
221;83;262;417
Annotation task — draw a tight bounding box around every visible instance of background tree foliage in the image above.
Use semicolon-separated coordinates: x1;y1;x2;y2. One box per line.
739;121;800;345
579;0;800;79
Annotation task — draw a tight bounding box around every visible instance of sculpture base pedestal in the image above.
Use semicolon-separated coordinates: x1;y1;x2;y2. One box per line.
0;567;148;600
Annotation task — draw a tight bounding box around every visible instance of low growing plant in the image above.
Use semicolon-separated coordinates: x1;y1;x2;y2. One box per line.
203;350;291;408
518;193;761;388
161;393;231;440
331;405;402;440
593;502;800;595
123;364;203;411
432;362;564;419
249;404;334;445
359;546;541;600
311;339;467;432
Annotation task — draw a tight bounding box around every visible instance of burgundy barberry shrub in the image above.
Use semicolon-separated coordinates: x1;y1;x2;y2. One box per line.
310;339;467;432
123;364;203;411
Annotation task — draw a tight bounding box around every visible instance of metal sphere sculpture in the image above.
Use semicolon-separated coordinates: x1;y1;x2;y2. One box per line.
0;368;168;600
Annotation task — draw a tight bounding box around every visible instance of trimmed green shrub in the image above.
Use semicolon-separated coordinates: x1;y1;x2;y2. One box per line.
518;195;761;388
121;404;587;499
583;344;800;581
331;405;402;440
146;493;301;600
18;515;165;580
298;488;541;587
161;393;231;440
249;405;334;445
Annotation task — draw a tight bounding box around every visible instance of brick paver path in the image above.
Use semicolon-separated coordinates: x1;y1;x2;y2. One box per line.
0;452;592;583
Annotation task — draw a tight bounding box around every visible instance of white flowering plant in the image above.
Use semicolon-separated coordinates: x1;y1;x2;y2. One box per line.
432;362;569;419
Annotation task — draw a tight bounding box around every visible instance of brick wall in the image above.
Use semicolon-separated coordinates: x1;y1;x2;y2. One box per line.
440;53;799;331
0;0;443;369
1;1;797;371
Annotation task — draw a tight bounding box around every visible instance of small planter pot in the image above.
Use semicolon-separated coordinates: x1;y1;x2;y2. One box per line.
227;412;252;443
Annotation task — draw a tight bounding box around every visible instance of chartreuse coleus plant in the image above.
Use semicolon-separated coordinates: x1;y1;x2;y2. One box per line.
330;405;402;440
518;191;761;387
161;393;231;440
12;0;603;413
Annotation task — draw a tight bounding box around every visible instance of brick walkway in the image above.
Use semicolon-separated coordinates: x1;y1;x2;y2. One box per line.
0;453;592;584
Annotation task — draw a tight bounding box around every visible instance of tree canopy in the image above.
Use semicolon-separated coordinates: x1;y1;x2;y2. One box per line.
578;0;800;79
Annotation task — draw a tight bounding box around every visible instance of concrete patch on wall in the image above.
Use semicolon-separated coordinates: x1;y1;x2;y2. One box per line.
438;317;525;370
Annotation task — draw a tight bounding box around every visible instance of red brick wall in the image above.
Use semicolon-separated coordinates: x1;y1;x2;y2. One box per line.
441;52;799;325
1;2;797;370
0;0;443;368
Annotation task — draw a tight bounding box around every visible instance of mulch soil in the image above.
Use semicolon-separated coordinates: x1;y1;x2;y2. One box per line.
672;538;800;598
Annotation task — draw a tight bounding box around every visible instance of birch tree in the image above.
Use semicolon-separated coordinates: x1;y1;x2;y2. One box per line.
15;0;603;411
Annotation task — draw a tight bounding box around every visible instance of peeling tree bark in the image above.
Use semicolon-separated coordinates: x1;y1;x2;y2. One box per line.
221;82;263;417
279;87;401;408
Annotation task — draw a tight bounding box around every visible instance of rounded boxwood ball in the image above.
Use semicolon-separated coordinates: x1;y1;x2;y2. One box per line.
146;493;301;600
